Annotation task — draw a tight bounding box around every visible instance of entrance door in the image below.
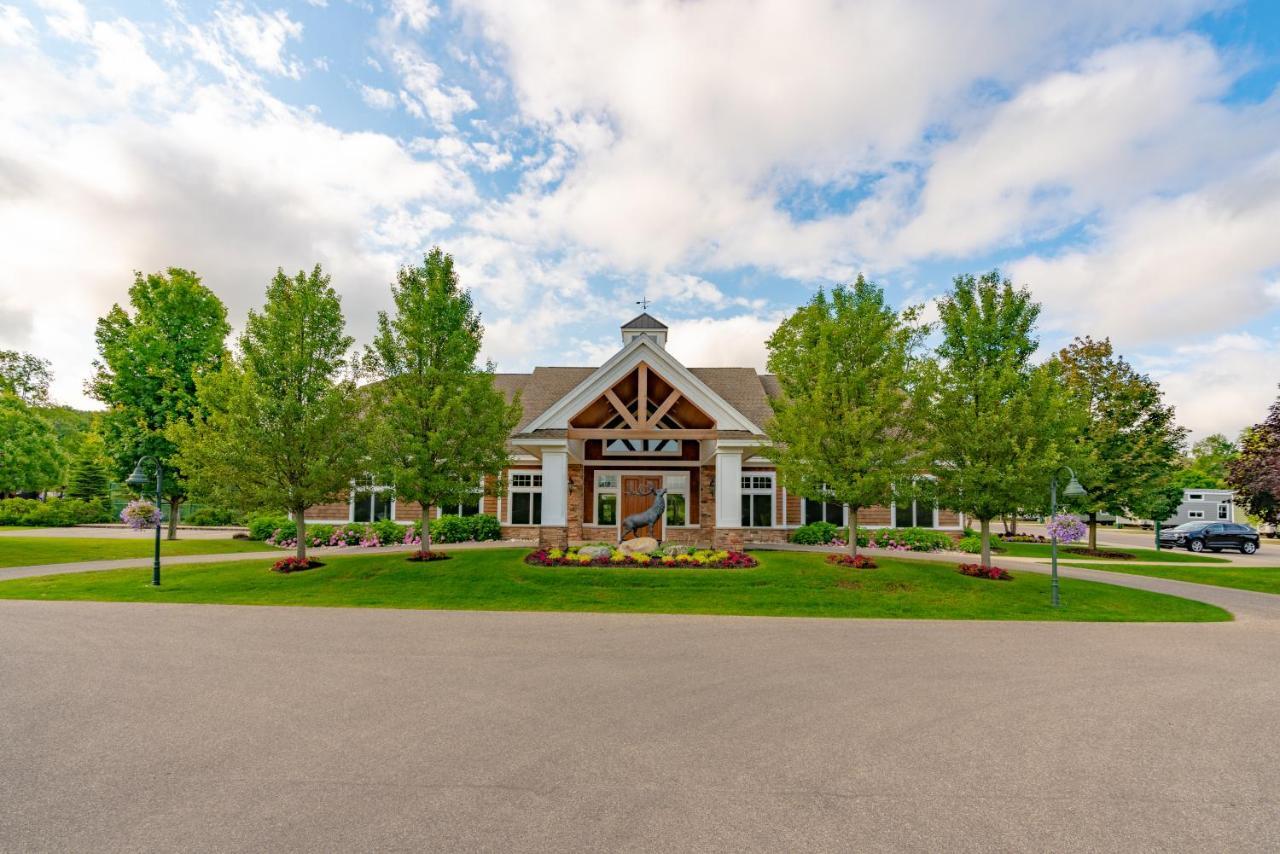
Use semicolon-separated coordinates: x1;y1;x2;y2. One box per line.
620;475;664;540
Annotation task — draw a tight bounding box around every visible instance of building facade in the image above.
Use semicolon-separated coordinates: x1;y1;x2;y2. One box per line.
306;313;964;547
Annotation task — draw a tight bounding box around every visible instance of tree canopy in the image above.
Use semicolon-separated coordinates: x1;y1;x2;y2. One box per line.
172;265;366;561
363;248;520;553
1055;336;1186;548
1228;387;1280;526
0;391;65;496
90;268;229;538
766;276;930;556
0;350;53;405
929;271;1073;566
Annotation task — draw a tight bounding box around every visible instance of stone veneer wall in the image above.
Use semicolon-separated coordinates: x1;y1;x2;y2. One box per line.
567;464;583;541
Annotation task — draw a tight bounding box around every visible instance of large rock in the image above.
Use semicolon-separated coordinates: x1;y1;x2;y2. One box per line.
618;536;659;556
578;545;612;559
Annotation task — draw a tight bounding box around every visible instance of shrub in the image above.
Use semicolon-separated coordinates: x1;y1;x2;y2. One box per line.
957;562;1012;580
371;519;407;544
430;514;472;544
271;556;322;573
183;507;239;526
791;521;839;545
306;524;335;547
826;553;877;568
248;514;290;541
468;513;502;541
0;497;109;526
328;523;367;546
956;535;983;554
858;527;953;552
998;532;1049;543
264;520;297;546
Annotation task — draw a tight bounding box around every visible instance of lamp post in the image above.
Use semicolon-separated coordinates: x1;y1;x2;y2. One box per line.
126;456;163;586
1049;465;1087;608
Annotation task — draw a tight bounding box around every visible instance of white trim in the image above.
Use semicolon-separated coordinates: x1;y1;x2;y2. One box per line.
740;470;776;528
524;336;764;434
715;449;743;529
541;450;569;526
507;470;544;526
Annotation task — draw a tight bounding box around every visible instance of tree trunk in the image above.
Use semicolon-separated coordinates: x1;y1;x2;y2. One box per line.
1010;515;1018;536
295;508;307;562
980;517;992;568
1001;514;1010;535
1088;512;1098;551
849;506;858;558
422;516;433;554
167;497;180;540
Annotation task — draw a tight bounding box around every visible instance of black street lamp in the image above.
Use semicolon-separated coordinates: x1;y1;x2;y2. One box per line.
126;456;163;586
1049;468;1090;606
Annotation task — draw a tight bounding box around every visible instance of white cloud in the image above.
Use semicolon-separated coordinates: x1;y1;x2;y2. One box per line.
0;5;36;47
212;3;305;78
386;42;476;127
360;83;397;110
1137;333;1280;442
35;0;88;40
665;315;785;371
389;0;438;32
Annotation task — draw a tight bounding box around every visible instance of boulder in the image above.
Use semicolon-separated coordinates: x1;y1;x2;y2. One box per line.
578;545;612;559
619;536;659;556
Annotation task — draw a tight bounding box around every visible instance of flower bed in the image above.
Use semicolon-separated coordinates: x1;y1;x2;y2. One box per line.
998;533;1049;543
1062;547;1133;560
957;562;1012;581
271;556;323;573
407;550;452;562
826;553;877;568
525;546;757;569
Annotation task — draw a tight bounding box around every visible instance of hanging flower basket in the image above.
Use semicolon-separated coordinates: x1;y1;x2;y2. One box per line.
120;499;162;530
1046;513;1087;543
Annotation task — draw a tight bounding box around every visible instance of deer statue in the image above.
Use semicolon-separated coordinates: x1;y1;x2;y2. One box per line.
620;486;667;543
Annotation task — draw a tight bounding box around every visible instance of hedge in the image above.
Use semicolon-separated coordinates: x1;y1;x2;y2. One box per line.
0;497;111;527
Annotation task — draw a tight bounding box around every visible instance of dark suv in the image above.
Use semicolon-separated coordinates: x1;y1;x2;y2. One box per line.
1159;521;1260;554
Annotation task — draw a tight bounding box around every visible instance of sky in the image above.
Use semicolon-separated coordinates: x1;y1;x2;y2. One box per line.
1;0;1278;441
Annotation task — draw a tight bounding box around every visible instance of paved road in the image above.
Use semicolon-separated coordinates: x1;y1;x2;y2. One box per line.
1017;522;1277;566
3;600;1280;852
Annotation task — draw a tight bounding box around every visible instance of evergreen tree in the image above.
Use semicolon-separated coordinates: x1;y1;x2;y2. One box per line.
172;265;366;561
364;248;521;555
65;435;112;503
90;268;230;539
1055;336;1186;549
766;276;931;557
930;271;1073;567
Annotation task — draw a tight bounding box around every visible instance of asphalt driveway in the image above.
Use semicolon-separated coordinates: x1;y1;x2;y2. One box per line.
3;600;1279;852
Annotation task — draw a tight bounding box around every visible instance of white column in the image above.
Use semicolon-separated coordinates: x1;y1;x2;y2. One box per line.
715;449;742;529
540;449;569;526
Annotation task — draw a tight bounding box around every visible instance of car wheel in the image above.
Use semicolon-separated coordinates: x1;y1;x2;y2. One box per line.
1189;539;1204;552
1243;541;1258;555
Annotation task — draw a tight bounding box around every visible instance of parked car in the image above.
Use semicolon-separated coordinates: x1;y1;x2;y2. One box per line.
1159;521;1260;554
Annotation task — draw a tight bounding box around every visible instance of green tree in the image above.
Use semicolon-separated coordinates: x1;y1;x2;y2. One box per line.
90;268;230;538
1227;387;1280;526
1055;336;1186;549
65;433;112;503
172;265;366;561
1170;433;1237;489
364;248;521;554
0;350;53;405
0;391;66;496
930;271;1072;567
766;276;931;557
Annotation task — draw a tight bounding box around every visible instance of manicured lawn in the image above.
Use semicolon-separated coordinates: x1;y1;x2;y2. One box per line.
1066;562;1280;596
0;548;1228;622
994;541;1229;564
0;536;273;568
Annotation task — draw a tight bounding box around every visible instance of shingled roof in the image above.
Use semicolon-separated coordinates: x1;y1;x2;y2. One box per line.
620;312;668;330
497;364;779;434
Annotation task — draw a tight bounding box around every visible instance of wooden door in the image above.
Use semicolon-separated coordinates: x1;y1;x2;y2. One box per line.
620;475;664;540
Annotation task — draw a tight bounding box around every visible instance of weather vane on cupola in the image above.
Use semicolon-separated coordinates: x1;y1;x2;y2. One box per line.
636;296;651;311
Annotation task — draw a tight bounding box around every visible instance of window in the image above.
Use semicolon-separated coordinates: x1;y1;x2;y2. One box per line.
509;472;543;525
1187;510;1204;519
893;499;935;528
353;488;393;522
1218;503;1229;520
603;438;681;455
804;487;843;525
440;482;483;517
740;473;774;527
1188;493;1203;501
665;473;689;526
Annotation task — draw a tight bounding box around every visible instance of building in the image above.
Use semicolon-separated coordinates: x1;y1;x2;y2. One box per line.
1113;488;1238;528
306;313;964;547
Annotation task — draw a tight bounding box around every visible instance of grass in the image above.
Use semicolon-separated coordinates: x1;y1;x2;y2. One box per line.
0;536;273;568
0;548;1229;622
993;540;1229;564
1066;561;1280;596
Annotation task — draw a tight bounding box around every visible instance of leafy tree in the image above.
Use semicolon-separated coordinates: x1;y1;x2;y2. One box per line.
1228;387;1280;526
0;351;53;405
930;271;1073;567
1055;336;1186;549
1126;476;1185;547
364;248;521;554
90;268;229;538
0;391;66;496
172;265;367;561
766;276;930;557
1170;433;1237;489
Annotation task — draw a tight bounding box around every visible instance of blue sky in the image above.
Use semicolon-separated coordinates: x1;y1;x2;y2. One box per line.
1;0;1277;440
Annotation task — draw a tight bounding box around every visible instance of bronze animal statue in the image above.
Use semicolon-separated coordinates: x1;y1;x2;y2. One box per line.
620;486;667;542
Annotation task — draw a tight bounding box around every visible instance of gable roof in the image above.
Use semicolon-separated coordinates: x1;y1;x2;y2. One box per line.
621;312;668;330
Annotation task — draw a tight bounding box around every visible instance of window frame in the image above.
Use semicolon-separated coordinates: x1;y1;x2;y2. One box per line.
740;472;775;528
350;482;396;523
1187;510;1205;520
508;471;544;526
